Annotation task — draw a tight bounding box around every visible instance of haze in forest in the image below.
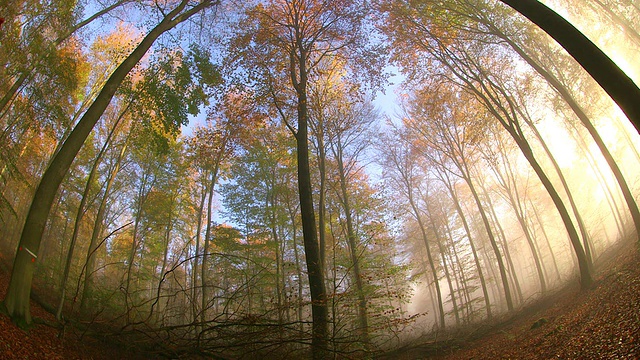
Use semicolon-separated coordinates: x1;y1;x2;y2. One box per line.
0;0;639;358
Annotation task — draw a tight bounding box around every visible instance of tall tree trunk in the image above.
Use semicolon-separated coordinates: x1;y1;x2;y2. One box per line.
483;146;547;295
409;194;445;329
440;172;492;319
438;45;594;289
441;210;472;322
479;181;524;302
268;188;284;324
570;127;626;239
317;129;328;274
1;0;216;326
191;182;207;327
462;171;514;312
517;137;593;288
334;144;370;343
201;162;219;327
428;211;460;327
124;166;156;322
292;49;328;357
495;23;640;237
525;120;595;267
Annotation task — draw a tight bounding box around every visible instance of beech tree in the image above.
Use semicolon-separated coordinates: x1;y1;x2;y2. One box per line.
404;86;514;312
231;1;384;354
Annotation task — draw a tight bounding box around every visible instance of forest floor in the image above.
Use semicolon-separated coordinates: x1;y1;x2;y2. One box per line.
0;240;638;359
385;239;640;360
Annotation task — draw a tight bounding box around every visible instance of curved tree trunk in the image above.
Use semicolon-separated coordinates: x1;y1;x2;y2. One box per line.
498;0;640;135
479;7;640;239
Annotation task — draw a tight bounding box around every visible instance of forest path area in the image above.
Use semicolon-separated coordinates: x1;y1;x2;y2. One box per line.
0;240;638;359
390;239;640;360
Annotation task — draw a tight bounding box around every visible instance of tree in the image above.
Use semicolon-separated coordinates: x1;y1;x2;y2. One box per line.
405;86;514;312
2;0;220;327
378;130;447;328
188;98;244;327
444;0;640;251
382;2;594;289
232;1;383;354
327;96;378;344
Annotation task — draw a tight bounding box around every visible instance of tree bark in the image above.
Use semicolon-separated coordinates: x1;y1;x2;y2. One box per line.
295;88;329;358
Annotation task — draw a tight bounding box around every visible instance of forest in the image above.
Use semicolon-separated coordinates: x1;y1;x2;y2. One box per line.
0;0;639;358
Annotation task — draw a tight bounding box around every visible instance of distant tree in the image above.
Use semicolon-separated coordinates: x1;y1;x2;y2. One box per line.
382;2;594;289
378;130;447;328
405;86;514;312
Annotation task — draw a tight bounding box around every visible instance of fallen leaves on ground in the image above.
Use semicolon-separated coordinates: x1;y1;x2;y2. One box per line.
432;241;640;360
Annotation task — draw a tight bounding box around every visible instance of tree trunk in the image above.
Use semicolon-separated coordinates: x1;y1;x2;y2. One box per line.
317;129;328;274
517;137;593;288
409;195;445;329
333;142;370;343
192;182;207;327
292;46;328;356
480;181;524;302
462;172;514;312
55;108;126;321
429;212;460;327
490;20;640;237
441;172;492;320
201;162;219;326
